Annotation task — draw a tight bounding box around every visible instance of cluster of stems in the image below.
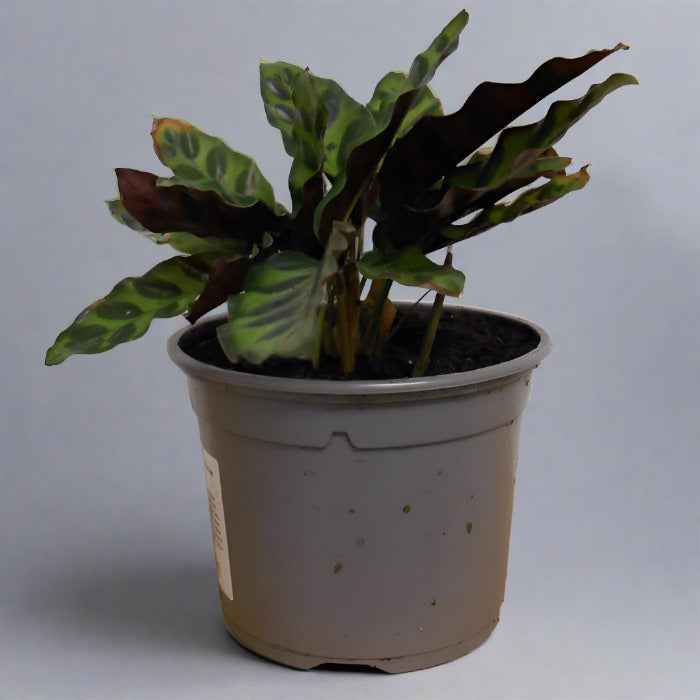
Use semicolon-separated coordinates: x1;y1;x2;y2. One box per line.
321;248;452;378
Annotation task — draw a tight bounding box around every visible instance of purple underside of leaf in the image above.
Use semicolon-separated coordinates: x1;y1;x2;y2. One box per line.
186;257;252;324
293;173;325;254
376;164;589;254
115;168;290;246
373;159;561;253
431;166;591;251
378;44;628;211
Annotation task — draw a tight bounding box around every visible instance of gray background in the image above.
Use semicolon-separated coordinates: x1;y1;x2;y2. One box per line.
2;1;698;698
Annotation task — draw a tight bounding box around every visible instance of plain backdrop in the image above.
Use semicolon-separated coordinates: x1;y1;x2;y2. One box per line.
1;1;698;698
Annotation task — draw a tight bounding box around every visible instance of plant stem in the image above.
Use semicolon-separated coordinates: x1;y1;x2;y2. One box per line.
336;268;360;377
335;286;351;376
322;280;337;356
313;304;325;368
360;278;392;354
356;221;365;257
412;292;445;378
412;248;453;378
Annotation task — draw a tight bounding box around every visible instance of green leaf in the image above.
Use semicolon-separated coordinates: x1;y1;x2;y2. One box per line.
153;232;250;256
287;70;328;215
397;84;443;138
367;72;443;138
113;168;288;253
509;154;572;180
314;89;421;241
367;9;467;124
408;8;468;82
357;247;465;296
315;10;469;240
440;166;591;247
380;44;634;210
45;255;211;365
260;61;372;180
446;72;637;190
365;8;466;125
108;196;250;255
448;150;570;190
217;224;351;363
151;118;283;213
440;149;573;222
107;198;148;232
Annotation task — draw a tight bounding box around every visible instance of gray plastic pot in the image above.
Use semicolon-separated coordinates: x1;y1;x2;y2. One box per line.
167;305;552;673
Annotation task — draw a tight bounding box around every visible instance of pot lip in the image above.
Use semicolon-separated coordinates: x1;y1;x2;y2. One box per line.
167;304;552;396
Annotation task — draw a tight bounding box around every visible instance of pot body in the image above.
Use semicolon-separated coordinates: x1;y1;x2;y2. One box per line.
168;307;551;672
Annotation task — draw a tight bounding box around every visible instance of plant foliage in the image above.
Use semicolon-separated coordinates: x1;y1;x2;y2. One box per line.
47;9;636;376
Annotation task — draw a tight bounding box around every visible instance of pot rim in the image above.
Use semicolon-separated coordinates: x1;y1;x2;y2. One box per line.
167;304;552;396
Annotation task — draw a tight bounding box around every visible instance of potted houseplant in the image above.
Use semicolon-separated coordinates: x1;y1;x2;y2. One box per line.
46;10;636;673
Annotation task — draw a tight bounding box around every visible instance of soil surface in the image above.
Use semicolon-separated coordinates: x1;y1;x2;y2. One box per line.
178;306;541;381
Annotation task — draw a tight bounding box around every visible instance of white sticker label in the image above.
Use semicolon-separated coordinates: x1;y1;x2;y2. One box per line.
201;447;233;600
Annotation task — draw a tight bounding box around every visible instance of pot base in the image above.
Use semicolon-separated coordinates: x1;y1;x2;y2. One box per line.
224;617;499;674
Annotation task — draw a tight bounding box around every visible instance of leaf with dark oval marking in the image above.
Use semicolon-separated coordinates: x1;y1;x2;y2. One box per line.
68;323;109;344
108;323;139;345
152;118;283;214
260;61;372;181
438;166;591;248
217;224;350;363
260;28;462;238
152;302;183;319
366;71;443;140
179;130;200;159
114;168;291;252
45;255;213;365
314;10;469;241
287;70;327;217
366;10;466;126
133;277;183;299
94;301;143;321
172;164;207;182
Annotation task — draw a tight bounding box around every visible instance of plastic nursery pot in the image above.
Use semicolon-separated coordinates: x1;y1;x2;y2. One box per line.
167;305;552;673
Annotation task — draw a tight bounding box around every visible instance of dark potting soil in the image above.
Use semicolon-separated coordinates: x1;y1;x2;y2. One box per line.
178;306;541;381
